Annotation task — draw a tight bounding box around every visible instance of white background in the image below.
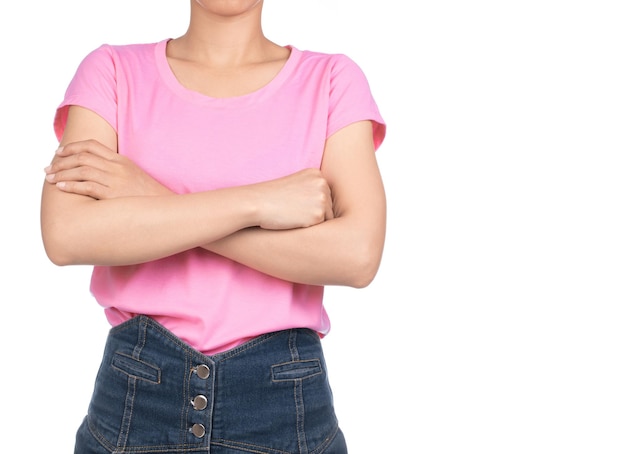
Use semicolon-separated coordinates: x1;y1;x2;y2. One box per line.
1;1;625;453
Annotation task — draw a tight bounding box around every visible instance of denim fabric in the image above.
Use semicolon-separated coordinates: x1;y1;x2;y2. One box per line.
74;315;347;454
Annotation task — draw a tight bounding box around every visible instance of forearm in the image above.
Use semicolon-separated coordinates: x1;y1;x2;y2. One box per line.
42;162;333;266
204;214;385;288
41;184;259;266
203;121;388;288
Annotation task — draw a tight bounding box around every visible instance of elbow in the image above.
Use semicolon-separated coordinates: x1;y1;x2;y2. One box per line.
41;200;82;266
42;239;75;267
41;225;81;267
345;243;383;289
46;253;76;267
349;261;380;289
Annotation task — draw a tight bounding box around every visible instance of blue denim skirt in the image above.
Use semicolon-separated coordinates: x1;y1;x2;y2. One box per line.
74;315;347;454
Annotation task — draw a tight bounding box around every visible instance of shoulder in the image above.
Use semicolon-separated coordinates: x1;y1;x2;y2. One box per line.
297;48;362;71
78;40;163;69
293;48;385;144
294;48;370;85
107;41;162;57
70;41;167;90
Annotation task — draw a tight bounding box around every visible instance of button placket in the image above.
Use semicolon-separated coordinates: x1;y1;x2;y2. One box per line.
188;363;213;441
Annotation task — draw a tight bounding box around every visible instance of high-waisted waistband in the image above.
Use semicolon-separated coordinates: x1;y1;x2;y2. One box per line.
74;315;346;454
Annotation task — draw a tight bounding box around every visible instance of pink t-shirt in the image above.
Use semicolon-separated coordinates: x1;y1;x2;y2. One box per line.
54;39;386;354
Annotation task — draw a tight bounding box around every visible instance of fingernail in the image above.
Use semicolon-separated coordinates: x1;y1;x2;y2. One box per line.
55;146;64;154
45;173;55;182
44;165;51;173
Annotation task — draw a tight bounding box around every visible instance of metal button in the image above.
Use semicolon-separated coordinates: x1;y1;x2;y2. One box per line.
195;364;210;379
192;395;208;411
191;423;206;438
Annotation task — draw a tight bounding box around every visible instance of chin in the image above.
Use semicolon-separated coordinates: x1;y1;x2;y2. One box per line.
193;0;263;17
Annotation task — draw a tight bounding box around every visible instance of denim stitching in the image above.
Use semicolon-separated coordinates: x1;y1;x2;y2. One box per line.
271;360;323;382
211;439;291;454
88;416;221;453
215;330;282;362
115;376;136;451
288;330;308;454
86;416;117;452
180;350;191;447
309;424;340;454
111;352;161;384
117;318;148;450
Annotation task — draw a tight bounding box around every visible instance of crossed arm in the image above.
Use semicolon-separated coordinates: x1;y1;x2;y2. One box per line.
41;106;386;287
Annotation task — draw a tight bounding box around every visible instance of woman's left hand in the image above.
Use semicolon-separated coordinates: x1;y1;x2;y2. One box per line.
44;139;172;199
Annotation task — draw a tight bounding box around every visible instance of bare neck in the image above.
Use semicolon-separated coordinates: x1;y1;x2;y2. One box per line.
172;1;280;68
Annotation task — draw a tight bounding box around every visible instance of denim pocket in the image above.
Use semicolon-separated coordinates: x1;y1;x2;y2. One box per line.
111;352;161;384
271;359;322;382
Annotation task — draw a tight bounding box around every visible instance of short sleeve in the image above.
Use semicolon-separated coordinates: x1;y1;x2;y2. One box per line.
327;55;386;151
53;44;118;141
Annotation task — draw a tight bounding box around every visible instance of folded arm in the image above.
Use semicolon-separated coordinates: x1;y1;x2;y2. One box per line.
42;106;386;288
41;106;333;266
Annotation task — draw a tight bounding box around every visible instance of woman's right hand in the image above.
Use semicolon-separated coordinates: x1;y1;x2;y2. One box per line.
45;139;172;199
252;168;334;230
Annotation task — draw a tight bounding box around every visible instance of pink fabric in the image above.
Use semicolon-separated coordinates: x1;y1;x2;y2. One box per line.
54;39;385;354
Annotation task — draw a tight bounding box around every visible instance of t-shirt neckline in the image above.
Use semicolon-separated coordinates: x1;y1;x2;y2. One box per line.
155;39;301;106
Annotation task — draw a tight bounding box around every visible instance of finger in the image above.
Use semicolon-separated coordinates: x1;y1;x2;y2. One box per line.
321;183;335;221
54;180;109;200
56;139;117;160
47;151;110;175
325;199;335;221
46;164;108;187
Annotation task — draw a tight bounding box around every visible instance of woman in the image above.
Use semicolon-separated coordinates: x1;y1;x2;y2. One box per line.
41;1;386;453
